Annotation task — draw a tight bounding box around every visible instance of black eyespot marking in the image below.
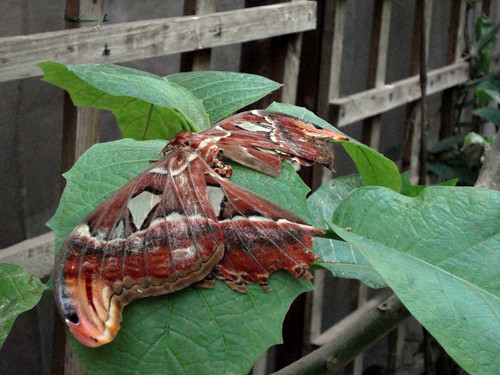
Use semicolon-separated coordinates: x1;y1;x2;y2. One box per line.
65;313;79;325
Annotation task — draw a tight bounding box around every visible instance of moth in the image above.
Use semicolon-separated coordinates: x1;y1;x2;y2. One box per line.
53;110;347;347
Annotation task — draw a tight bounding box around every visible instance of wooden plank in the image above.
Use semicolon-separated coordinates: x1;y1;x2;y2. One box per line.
58;3;105;374
329;61;469;127
308;0;347;349
401;0;433;178
281;0;305;105
0;231;55;278
281;32;302;104
361;0;392;150
180;0;216;72
440;0;467;139
0;1;316;82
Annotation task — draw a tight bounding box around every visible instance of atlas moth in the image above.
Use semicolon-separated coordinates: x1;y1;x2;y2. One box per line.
53;110;348;347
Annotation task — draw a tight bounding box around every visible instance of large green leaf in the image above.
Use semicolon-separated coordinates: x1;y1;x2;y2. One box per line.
307;174;365;230
306;174;386;288
38;62;208;140
168;71;281;124
312;238;387;289
0;263;44;349
47;139;314;374
267;102;401;191
400;172;458;197
331;186;500;374
72;272;307;375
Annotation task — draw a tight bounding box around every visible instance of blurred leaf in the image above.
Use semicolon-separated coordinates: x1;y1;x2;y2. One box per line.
472;16;499;75
331;186;500;374
168;71;281;123
38;62;208;140
0;264;44;349
463;131;488;149
476;88;500;105
428;133;466;154
473;107;500;124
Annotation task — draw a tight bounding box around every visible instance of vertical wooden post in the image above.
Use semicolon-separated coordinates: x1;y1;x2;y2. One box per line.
317;0;346;119
61;0;103;177
361;0;392;149
439;0;466;140
281;0;305;104
54;2;104;374
401;0;433;181
180;0;215;72
346;5;393;366
308;1;347;354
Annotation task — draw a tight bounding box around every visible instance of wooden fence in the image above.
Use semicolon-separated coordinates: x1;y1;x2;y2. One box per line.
0;0;497;374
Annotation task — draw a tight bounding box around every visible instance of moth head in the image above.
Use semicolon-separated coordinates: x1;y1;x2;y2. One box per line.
163;131;203;152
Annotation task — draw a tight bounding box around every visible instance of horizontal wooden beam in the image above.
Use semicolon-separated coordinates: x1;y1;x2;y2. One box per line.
0;1;316;82
0;232;55;279
329;60;469;127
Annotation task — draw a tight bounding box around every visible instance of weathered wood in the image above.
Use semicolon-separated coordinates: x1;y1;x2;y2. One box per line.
58;3;105;375
401;0;433;178
60;0;104;179
0;1;316;82
440;0;467;139
361;0;392;150
322;0;346;112
308;0;347;350
180;0;216;72
0;231;55;278
330;61;469;127
281;32;303;104
281;0;305;105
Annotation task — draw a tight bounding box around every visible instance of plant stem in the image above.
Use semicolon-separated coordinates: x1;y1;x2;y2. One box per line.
272;293;410;375
475;127;500;190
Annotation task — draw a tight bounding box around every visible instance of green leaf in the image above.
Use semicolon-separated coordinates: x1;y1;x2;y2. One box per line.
342;142;401;192
472;15;500;75
463;131;489;149
47;139;313;374
72;272;308;375
307;174;365;230
38;62;209;140
313;238;387;288
306;174;386;288
267;102;402;192
331;186;500;374
400;172;457;197
473;107;500;124
475;88;500;105
168;71;281;124
0;263;44;349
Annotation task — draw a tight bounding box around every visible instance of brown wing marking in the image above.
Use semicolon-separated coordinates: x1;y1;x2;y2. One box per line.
204;171;321;293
